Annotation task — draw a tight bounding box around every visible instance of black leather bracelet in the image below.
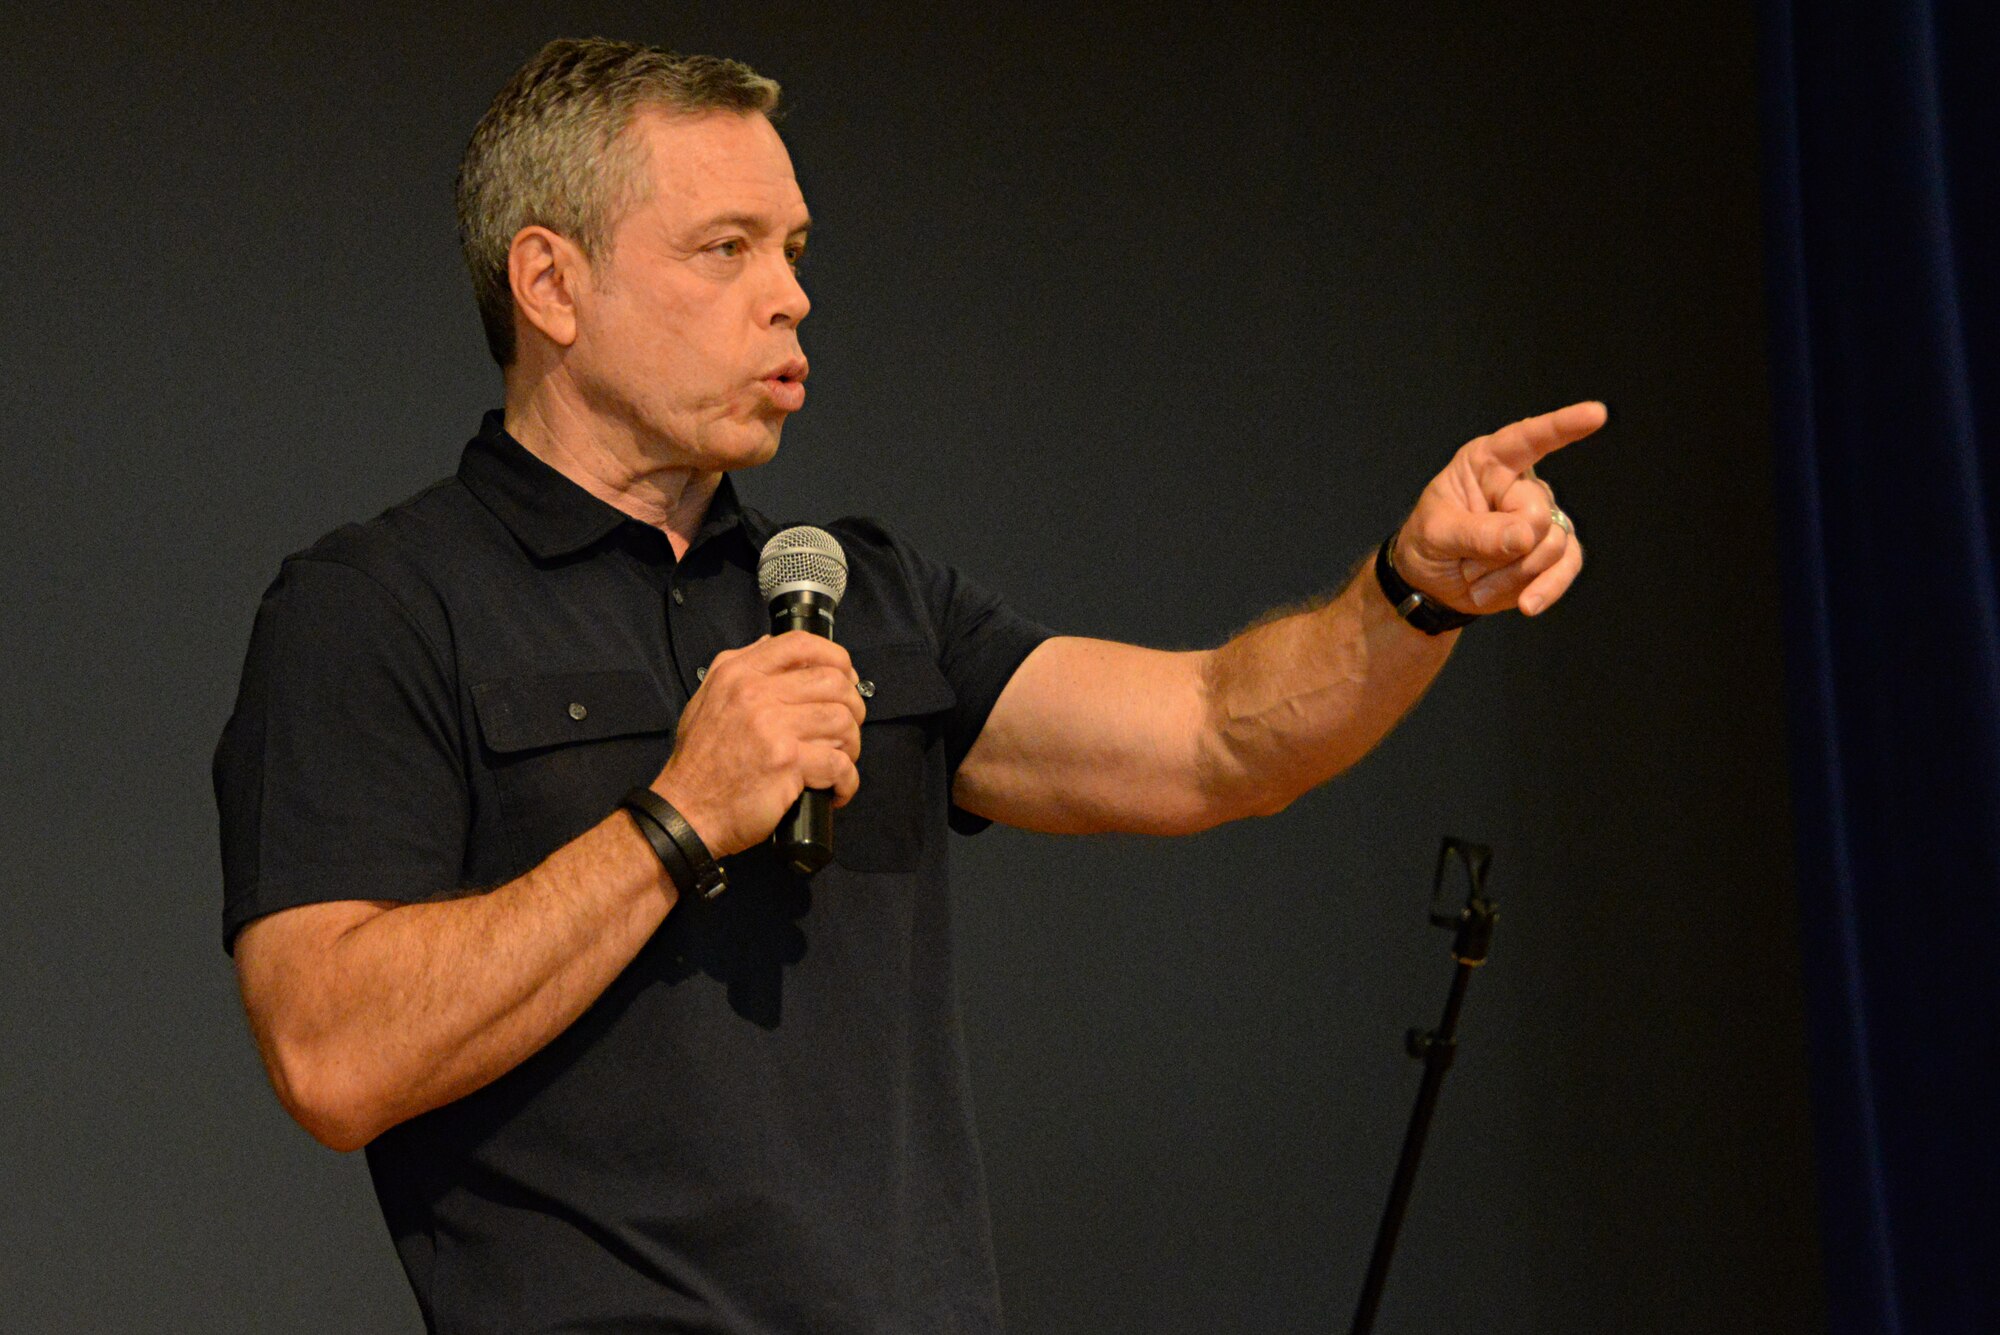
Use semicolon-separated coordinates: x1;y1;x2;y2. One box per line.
1374;531;1478;635
619;787;729;903
621;801;696;895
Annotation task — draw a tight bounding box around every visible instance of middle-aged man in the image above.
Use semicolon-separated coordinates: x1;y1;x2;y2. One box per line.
216;38;1601;1334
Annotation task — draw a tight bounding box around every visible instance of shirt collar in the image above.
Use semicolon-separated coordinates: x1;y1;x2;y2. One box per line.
458;410;751;561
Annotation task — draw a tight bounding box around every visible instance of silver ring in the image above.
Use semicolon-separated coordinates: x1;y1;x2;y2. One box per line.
1551;507;1574;536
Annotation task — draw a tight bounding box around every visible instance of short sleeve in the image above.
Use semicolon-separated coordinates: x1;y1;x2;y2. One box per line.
213;557;469;953
883;535;1054;835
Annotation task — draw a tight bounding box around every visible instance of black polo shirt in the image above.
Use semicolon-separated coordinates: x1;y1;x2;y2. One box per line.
214;411;1051;1334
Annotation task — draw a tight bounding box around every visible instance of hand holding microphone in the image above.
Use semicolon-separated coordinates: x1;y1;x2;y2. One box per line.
648;528;858;874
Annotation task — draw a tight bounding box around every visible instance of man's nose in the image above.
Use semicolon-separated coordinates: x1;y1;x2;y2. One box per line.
764;251;809;328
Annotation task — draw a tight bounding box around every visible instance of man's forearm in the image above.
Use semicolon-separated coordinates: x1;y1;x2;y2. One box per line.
1197;559;1457;817
954;559;1459;837
236;812;674;1151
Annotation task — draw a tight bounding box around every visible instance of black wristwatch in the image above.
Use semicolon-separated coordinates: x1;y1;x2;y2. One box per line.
1374;532;1478;635
620;787;729;903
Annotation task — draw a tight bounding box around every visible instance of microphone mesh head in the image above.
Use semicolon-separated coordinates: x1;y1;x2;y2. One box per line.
758;526;848;605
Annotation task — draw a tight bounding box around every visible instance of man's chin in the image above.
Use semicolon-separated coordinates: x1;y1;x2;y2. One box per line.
708;421;785;473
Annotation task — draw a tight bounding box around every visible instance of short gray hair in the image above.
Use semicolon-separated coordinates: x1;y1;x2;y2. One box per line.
455;38;782;366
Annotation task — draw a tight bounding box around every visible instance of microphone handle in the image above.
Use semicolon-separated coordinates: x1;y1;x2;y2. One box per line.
772;592;837;875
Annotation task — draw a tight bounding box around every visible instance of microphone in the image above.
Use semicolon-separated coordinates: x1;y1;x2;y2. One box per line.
757;526;849;875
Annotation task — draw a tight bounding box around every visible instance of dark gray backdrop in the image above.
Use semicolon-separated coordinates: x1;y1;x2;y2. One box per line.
1;3;1824;1331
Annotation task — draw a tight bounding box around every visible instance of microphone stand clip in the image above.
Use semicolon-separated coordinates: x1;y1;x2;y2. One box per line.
1348;837;1497;1335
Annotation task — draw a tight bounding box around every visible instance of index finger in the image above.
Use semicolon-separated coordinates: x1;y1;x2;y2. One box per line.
1474;400;1608;485
748;630;856;676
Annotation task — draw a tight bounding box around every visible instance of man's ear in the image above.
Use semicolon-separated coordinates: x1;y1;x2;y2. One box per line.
508;225;586;352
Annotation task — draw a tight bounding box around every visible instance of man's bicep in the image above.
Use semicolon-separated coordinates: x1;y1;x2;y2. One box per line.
952;636;1214;836
235;900;396;1005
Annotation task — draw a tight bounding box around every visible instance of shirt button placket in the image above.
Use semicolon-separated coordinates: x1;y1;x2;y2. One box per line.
664;574;700;705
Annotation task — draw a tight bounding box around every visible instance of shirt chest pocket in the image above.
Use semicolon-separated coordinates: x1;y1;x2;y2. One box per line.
839;643;956;873
472;670;677;873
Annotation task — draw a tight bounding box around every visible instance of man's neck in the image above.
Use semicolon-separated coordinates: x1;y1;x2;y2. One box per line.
503;382;719;561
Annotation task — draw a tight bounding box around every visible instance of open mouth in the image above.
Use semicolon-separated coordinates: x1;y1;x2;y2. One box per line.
761;362;808;411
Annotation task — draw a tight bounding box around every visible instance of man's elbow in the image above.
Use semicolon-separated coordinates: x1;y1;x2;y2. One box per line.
1192;723;1377;830
1235;783;1304;822
261;1039;388;1153
235;903;407;1151
1137;774;1299;836
1184;746;1329;831
1209;780;1306;828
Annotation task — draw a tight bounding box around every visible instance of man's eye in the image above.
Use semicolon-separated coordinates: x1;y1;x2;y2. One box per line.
785;247;807;269
710;240;743;258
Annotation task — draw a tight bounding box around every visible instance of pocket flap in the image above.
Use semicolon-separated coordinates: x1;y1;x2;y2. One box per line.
472;671;674;753
852;643;955;721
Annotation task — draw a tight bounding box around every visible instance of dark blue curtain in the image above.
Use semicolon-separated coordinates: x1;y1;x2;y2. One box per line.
1760;4;1998;1332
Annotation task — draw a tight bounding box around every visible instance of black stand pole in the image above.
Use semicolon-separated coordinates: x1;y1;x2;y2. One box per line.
1349;839;1497;1335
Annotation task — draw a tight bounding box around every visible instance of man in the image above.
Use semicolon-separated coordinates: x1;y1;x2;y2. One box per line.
216;37;1598;1334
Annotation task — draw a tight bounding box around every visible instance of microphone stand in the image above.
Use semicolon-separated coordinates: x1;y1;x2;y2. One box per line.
1348;838;1497;1335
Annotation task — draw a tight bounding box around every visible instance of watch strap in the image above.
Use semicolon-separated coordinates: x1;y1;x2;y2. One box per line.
1374;532;1478;635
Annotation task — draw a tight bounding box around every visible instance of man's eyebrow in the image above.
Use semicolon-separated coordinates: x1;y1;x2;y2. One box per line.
687;212;813;238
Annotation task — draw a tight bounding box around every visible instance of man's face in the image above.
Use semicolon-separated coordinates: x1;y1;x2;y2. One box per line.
569;109;812;471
